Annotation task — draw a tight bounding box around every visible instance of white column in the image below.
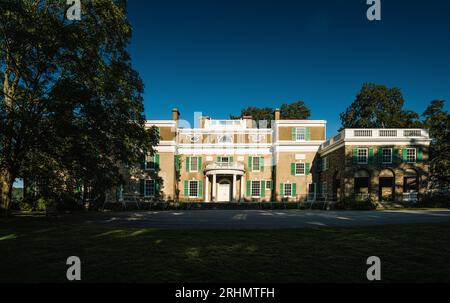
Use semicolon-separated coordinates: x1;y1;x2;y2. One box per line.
232;174;237;201
212;174;217;202
205;175;209;202
240;175;245;202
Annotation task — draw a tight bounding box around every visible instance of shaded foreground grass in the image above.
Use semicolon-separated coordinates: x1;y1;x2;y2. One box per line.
1;216;449;282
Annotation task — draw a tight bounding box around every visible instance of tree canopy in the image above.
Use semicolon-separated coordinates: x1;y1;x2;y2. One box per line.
422;100;450;187
0;0;158;213
340;83;421;129
231;101;311;127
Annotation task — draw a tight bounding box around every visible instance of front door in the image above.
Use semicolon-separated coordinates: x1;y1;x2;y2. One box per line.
217;183;231;202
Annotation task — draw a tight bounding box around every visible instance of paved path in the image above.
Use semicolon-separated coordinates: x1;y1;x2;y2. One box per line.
80;210;450;229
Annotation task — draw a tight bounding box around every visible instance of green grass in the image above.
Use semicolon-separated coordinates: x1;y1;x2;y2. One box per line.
1;215;450;283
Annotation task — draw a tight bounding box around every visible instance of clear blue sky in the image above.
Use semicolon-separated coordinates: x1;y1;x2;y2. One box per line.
127;0;450;136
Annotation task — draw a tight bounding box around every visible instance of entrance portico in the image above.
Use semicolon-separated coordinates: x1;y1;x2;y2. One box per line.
204;162;245;202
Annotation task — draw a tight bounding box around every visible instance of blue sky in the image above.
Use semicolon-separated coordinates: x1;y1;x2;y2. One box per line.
127;0;450;137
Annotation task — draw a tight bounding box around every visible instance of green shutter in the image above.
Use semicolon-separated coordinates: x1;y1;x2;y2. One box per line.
290;163;295;176
368;148;374;164
198;156;202;171
352;148;358;164
185;157;190;172
155;180;160;195
292;183;297;196
291;128;297;141
246;180;251;197
260;181;266;198
280;183;284;196
306;128;311;141
417;148;423;162
198;181;203;198
378;148;383;163
184;180;189;197
317;158;322;172
248;157;253;172
260;157;264;172
155;154;160;169
230;156;234;162
402;148;408;162
305;163;311;175
140;179;145;196
175;155;180;171
217;156;221;162
393;148;399;164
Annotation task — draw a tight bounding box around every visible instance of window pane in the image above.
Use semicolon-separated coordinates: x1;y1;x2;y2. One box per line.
189;181;198;197
252;157;260;171
407;149;416;163
251;181;260;197
295;163;305;175
358;148;368;164
145;180;155;197
284;184;292;197
296;128;306;141
190;157;198;171
382;148;392;163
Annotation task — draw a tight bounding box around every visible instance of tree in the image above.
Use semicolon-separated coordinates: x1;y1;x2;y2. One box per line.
280;101;311;120
0;0;158;214
422;100;450;187
340;83;421;129
231;101;311;127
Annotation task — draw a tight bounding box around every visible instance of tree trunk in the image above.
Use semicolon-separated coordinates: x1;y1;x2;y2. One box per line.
0;169;13;216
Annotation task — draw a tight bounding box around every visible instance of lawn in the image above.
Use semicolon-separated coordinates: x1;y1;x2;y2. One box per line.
1;215;450;283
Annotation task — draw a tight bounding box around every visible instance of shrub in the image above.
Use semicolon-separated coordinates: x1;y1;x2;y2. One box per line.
418;193;450;208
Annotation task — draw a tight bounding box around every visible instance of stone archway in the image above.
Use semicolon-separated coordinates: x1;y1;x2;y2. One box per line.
354;169;371;197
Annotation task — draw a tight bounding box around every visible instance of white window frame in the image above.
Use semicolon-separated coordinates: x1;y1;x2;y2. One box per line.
382;148;393;164
189;180;199;198
284;183;293;197
357;148;368;164
295;128;306;141
295;163;305;176
251;181;261;198
265;180;272;191
144;179;155;197
406;148;417;163
190;156;199;172
252;156;260;172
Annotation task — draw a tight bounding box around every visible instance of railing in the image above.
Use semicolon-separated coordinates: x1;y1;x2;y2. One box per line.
205;161;245;171
321;129;429;150
402;192;418;203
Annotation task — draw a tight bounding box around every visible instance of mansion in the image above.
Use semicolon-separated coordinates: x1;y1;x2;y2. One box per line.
119;108;431;204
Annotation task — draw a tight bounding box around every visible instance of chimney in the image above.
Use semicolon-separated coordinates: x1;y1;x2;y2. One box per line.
172;108;180;121
243;116;254;128
274;108;281;121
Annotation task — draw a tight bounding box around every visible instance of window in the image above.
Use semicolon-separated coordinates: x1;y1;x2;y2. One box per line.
284;183;293;197
322;157;328;171
189;181;199;198
357;148;368;164
190;156;198;172
252;157;260;171
296;128;306;141
219;157;230;164
322;182;328;197
145;180;155;197
406;148;416;163
295;163;305;175
145;155;156;170
266;181;272;191
251;181;261;197
382;148;392;164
